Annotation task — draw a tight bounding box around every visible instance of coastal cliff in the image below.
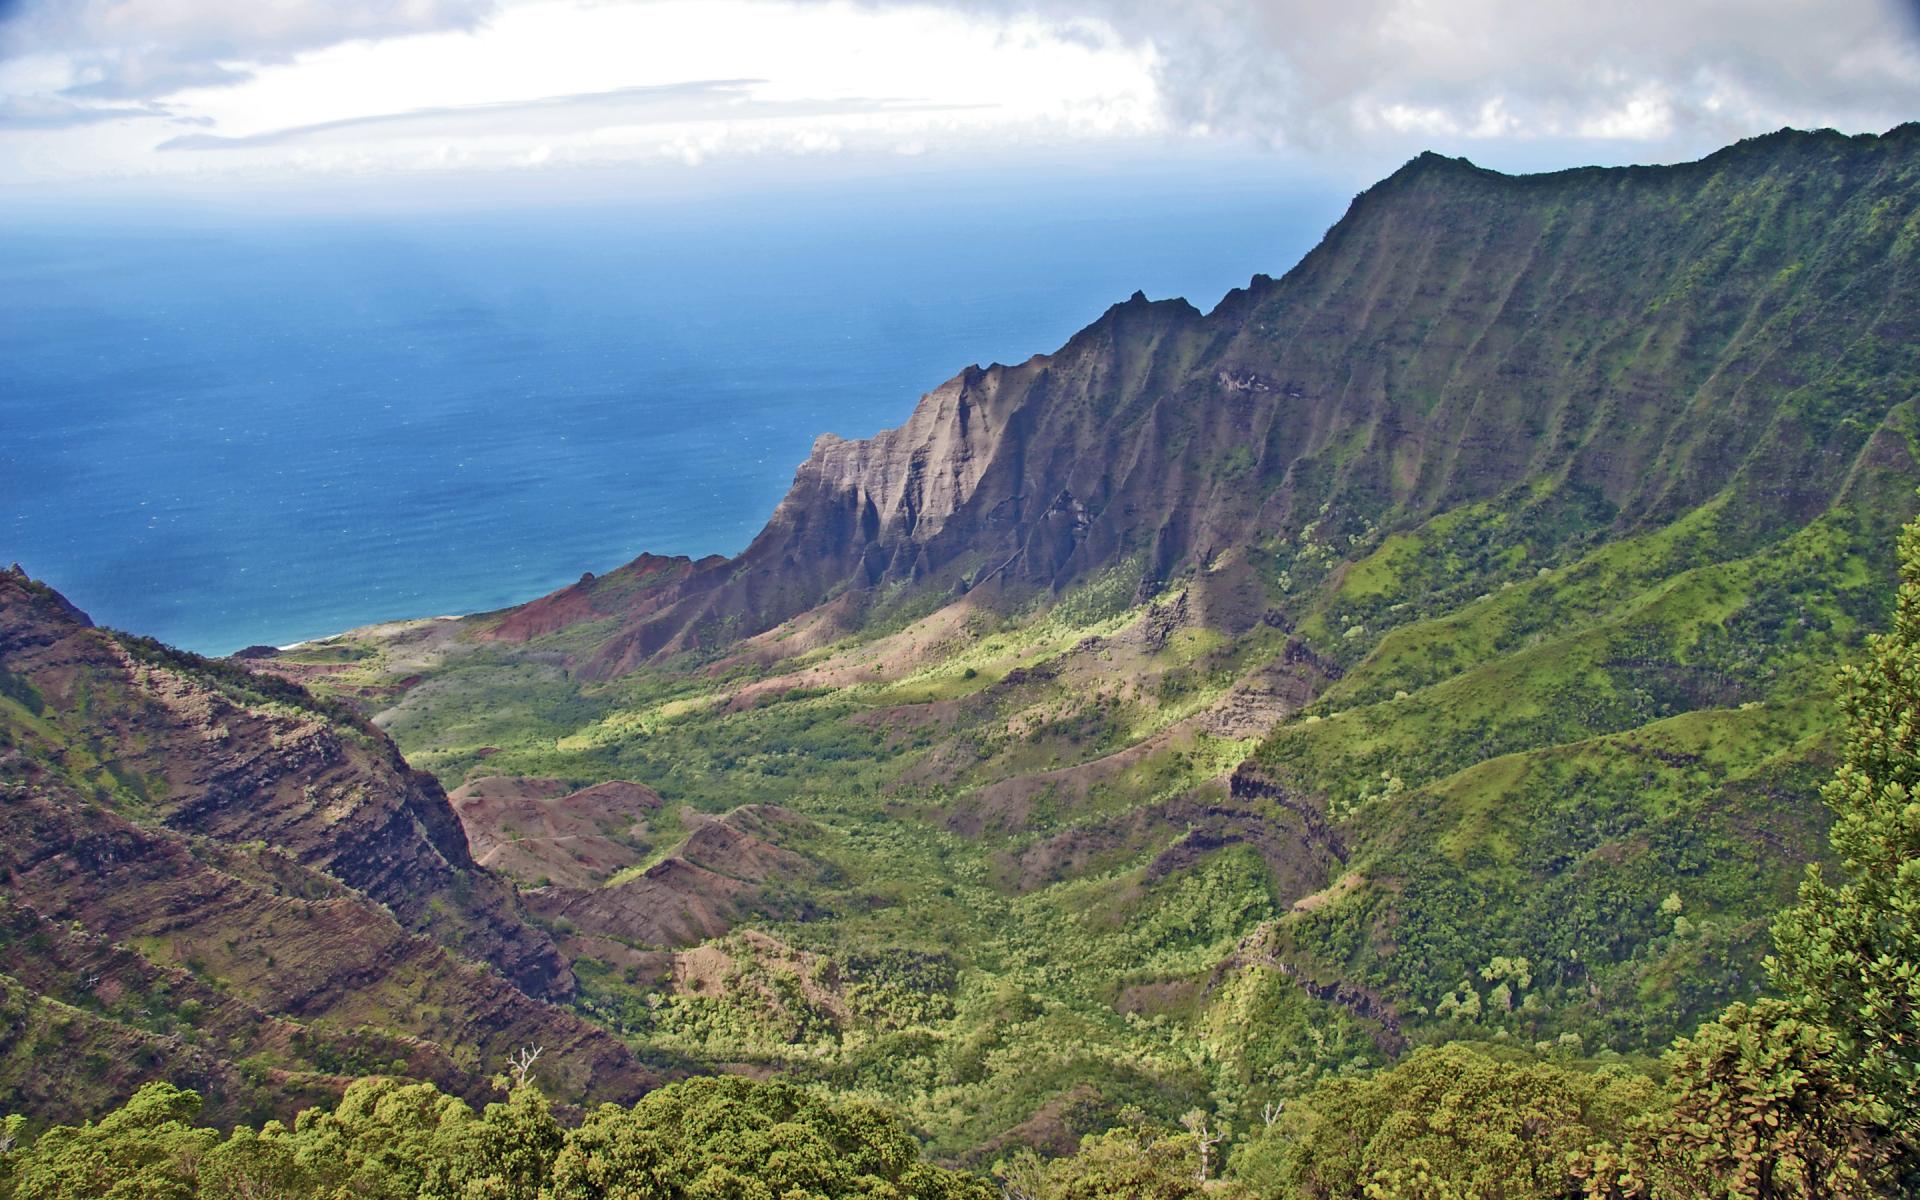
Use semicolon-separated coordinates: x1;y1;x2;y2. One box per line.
501;125;1920;677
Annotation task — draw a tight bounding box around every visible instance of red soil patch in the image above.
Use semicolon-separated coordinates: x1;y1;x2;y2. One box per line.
486;554;707;645
447;776;662;889
525;806;819;949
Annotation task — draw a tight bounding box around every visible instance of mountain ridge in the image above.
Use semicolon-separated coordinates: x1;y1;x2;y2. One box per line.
267;123;1919;1156
470;121;1920;683
0;566;661;1124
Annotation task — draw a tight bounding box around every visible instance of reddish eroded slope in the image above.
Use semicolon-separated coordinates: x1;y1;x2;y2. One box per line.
0;774;656;1112
524;805;820;949
0;567;568;999
0;569;660;1114
0;894;475;1119
447;776;662;889
483;553;719;645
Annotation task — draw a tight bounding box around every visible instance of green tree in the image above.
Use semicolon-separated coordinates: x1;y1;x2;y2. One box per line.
286;1075;479;1200
1232;1043;1657;1200
1767;511;1920;1167
1651;1001;1896;1200
9;1082;215;1200
545;1106;676;1200
448;1083;564;1200
1012;1123;1214;1200
548;1076;991;1200
0;1074;985;1200
0;1112;26;1200
274;1075;565;1200
199;1124;314;1200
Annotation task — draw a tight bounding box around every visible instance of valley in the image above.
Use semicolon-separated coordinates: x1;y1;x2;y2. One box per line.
250;126;1920;1156
5;122;1920;1192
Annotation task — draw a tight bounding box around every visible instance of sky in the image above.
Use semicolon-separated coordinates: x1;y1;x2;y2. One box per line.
3;0;1920;200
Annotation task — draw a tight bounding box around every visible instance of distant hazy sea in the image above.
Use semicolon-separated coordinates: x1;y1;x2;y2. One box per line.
2;166;1343;653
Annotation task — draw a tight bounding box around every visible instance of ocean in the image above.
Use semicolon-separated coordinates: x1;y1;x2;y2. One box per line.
2;164;1344;653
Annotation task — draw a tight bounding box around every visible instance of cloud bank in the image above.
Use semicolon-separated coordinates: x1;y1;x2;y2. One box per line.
2;0;1916;184
0;0;1162;182
154;79;971;151
0;0;496;101
863;0;1920;154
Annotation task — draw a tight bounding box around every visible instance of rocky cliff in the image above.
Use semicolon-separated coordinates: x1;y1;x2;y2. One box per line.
503;125;1920;677
0;568;566;997
0;568;658;1121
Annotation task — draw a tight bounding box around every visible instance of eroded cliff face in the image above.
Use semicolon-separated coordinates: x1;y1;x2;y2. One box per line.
0;569;659;1118
506;125;1920;676
521;804;822;951
0;569;568;998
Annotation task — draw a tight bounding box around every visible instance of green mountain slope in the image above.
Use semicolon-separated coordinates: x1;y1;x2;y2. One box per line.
153;124;1920;1154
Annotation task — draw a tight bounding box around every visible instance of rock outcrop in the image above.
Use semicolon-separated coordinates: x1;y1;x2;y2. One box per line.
493;125;1920;676
0;568;659;1119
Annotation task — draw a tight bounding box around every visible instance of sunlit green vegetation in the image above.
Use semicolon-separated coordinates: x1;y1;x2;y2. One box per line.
0;1075;991;1200
254;481;1913;1165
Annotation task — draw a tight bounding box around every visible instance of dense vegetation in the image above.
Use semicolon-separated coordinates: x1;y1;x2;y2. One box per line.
271;484;1912;1158
224;125;1920;1159
0;1075;989;1200
9;508;1918;1197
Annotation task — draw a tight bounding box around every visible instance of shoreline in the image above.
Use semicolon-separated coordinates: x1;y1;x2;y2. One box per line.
274;613;466;653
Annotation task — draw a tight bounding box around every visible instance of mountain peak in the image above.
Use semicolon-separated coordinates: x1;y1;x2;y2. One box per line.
0;564;93;633
1086;289;1203;332
1381;148;1491;185
515;119;1920;669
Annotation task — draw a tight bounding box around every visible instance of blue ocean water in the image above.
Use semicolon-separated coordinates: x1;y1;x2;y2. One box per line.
1;166;1344;653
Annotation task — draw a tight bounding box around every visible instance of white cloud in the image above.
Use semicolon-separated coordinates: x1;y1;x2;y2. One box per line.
0;91;165;129
0;0;1165;180
1578;87;1676;141
0;0;497;98
3;0;1916;185
848;0;1920;156
150;80;962;151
